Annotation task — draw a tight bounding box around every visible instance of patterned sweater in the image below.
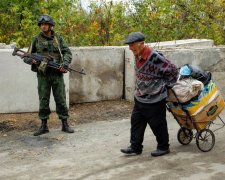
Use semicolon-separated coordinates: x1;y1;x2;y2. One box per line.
134;46;178;103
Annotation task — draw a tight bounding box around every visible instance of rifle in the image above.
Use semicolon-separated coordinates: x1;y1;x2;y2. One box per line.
12;47;86;75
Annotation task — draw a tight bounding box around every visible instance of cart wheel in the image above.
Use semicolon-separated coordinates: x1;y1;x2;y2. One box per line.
196;129;215;152
177;128;193;145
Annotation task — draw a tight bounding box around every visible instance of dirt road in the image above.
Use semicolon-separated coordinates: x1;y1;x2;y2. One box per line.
1;101;225;179
0;100;133;132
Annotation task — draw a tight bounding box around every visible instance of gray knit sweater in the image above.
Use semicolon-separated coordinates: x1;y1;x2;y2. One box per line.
134;49;178;104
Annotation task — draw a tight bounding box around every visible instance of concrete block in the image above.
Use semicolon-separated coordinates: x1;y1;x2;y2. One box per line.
0;49;69;113
148;39;214;49
1;39;224;113
69;47;124;103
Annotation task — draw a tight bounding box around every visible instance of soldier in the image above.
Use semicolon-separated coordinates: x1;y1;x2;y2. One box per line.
24;14;74;136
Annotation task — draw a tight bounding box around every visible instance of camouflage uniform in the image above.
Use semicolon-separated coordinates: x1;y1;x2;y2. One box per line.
24;32;72;120
24;14;74;136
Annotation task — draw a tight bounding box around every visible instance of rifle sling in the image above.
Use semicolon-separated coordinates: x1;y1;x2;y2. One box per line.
54;36;64;63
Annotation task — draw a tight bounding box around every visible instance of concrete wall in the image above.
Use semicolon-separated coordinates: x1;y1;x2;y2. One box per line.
162;46;225;98
147;39;214;49
0;49;69;113
69;47;124;103
1;39;225;113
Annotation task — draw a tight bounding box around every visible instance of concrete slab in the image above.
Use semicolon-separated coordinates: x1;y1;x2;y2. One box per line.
69;47;124;103
0;49;69;113
1;111;225;179
148;39;214;49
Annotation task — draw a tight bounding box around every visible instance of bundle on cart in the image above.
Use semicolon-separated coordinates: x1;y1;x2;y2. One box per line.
168;79;224;130
166;64;225;152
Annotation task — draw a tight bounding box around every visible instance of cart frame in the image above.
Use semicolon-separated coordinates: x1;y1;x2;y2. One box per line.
167;88;225;152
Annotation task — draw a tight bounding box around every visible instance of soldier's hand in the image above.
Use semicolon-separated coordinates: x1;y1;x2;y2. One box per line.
59;66;68;73
32;59;37;64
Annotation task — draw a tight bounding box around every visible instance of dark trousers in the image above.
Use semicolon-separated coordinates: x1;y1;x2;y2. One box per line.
130;98;169;151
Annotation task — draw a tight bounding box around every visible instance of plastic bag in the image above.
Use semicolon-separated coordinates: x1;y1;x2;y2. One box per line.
179;64;211;85
167;78;204;103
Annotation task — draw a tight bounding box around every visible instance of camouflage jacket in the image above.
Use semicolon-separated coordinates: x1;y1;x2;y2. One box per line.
24;31;72;72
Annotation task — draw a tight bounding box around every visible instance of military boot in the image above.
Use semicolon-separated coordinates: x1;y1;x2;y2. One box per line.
61;119;74;133
33;119;49;136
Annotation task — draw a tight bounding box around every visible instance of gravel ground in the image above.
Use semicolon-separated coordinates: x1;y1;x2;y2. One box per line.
1;100;225;180
0;100;133;133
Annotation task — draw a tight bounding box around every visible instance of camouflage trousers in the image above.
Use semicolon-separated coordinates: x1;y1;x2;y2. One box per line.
37;72;69;120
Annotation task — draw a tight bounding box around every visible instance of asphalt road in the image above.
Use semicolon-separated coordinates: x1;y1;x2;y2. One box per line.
1;112;225;180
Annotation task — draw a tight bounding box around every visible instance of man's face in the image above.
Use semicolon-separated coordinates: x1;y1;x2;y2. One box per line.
128;41;144;56
40;23;51;33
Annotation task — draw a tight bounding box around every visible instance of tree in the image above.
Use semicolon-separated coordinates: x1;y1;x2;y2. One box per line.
0;0;224;47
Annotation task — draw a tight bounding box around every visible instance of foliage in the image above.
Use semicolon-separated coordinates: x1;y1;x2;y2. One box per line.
0;0;224;47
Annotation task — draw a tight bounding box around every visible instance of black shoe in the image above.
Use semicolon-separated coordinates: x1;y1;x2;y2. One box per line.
33;125;49;136
151;149;170;157
61;119;74;133
121;146;142;155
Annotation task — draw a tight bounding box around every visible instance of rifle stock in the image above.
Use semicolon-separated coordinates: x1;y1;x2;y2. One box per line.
12;47;86;75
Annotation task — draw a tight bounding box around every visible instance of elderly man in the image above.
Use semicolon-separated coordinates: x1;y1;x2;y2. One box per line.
121;32;178;156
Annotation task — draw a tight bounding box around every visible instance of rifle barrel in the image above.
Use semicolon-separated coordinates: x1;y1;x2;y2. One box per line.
12;47;86;75
68;68;86;75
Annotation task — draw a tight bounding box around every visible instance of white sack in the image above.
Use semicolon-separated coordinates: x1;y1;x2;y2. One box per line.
167;78;204;103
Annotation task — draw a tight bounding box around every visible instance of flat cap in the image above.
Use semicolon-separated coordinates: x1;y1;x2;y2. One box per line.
125;32;145;44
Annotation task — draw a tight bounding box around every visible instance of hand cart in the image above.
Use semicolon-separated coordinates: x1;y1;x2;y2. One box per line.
167;79;225;152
